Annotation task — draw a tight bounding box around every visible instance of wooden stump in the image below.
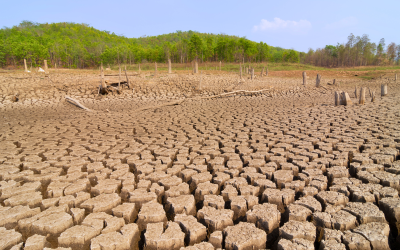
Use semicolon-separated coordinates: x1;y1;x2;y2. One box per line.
354;86;357;98
261;67;264;77
154;62;157;77
24;59;27;72
333;79;336;85
199;70;202;90
395;74;397;82
359;87;366;105
316;74;321;87
240;64;242;79
251;68;254;80
118;65;121;94
381;84;387;96
44;60;48;72
138;64;141;74
371;91;376;102
195;60;198;74
100;62;107;95
124;65;130;89
219;61;221;71
266;68;269;77
335;91;340;106
168;59;172;73
302;72;307;85
340;92;352;106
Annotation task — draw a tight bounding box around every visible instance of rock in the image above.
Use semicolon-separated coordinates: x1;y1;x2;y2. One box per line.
378;197;400;236
221;185;238;202
194;181;219;202
80;193;121;214
223;222;267;250
322;228;343;243
175;214;207;246
262;188;295;212
295;196;322;213
316;191;348;210
352;222;390;250
0;227;23;250
144;222;185;250
197;206;234;233
164;183;190;202
279;220;316;242
3;191;42;208
82;212;125;234
70;208;85;225
137;201;167;231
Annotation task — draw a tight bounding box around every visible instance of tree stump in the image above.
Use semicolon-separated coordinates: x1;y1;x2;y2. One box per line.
371;91;376;102
240;64;242;79
381;84;387;96
261;67;264;77
359;87;366;105
335;91;341;106
354;86;358;98
302;72;307;85
100;62;107;95
195;60;198;74
138;64;141;74
266;68;269;77
395;74;397;82
155;62;157;77
44;60;48;72
251;68;254;80
316;74;321;87
340;92;352;106
24;59;28;72
168;59;172;73
124;65;130;89
219;61;221;71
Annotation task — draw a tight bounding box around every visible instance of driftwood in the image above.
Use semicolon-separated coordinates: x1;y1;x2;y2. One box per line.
65;96;91;111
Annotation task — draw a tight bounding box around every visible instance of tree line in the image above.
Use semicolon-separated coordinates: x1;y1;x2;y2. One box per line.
0;21;299;69
302;34;400;67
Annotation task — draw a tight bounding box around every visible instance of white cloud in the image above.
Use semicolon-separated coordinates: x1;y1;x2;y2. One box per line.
253;18;312;33
325;17;358;29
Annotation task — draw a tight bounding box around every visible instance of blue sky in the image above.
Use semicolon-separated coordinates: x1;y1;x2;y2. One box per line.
1;0;398;52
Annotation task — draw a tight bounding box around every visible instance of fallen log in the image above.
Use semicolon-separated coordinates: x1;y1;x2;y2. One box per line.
65;96;92;111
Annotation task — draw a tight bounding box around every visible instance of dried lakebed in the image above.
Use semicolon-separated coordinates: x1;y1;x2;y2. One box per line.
0;72;400;250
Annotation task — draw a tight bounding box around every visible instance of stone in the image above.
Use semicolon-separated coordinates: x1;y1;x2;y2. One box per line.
144;222;185;250
322;228;343;243
175;214;207;246
80;193;121;214
70;208;85;225
277;238;314;250
223;222;267;250
221;185;238;202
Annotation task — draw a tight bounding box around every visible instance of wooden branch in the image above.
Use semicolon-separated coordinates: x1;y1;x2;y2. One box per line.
65;96;92;111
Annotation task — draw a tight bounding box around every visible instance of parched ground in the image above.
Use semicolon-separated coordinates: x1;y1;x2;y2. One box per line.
0;68;400;250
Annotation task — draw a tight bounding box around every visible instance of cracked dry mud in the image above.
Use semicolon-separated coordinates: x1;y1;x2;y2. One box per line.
0;70;400;250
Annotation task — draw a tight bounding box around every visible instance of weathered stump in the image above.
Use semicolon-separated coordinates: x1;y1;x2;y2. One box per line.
359;87;366;105
302;72;307;85
168;58;172;73
316;74;321;87
381;84;387;96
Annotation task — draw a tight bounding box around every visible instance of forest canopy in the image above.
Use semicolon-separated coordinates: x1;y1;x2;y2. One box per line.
0;21;398;69
0;21;299;68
